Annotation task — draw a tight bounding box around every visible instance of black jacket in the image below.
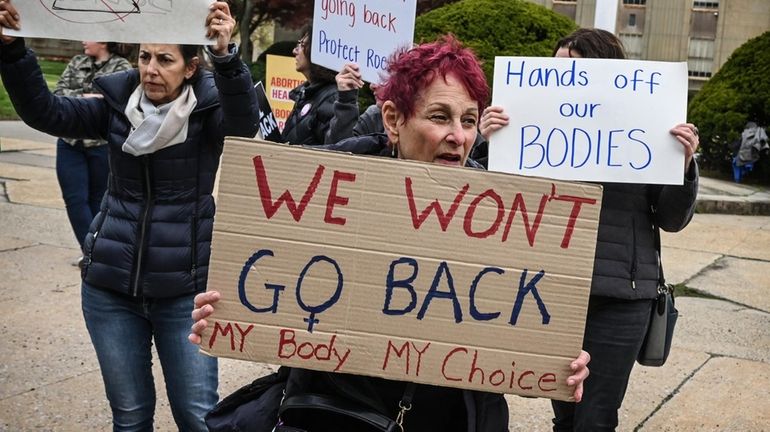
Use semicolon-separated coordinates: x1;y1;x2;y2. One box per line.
469;140;699;300
1;39;259;298
282;80;338;146
592;164;698;299
284;134;508;432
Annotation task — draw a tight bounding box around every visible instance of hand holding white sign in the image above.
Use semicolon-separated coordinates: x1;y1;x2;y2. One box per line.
0;0;20;44
336;62;365;91
205;2;235;56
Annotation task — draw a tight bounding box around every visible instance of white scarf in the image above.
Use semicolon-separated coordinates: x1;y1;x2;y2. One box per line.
122;84;197;156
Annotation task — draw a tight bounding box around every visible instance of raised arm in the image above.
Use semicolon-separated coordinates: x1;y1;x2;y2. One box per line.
326;62;365;144
205;2;259;140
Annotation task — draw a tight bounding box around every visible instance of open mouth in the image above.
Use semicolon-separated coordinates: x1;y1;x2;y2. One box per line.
435;153;462;165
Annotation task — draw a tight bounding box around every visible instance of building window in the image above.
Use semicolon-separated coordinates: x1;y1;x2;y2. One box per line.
691;9;718;38
693;1;719;8
622;0;646;5
688;70;712;78
618;6;644;35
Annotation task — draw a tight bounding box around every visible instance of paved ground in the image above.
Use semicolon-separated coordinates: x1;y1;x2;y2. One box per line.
1;121;768;431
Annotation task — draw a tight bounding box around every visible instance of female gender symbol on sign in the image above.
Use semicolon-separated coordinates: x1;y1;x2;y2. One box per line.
237;250;344;333
296;255;344;333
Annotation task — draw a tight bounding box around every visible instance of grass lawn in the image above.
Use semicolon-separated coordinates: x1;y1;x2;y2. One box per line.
0;58;67;120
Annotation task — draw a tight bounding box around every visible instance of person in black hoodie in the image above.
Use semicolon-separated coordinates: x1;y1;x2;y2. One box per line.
0;2;259;430
190;35;591;432
475;29;699;432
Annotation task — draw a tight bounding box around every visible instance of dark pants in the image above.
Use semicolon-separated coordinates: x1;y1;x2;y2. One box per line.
55;139;109;248
551;296;653;431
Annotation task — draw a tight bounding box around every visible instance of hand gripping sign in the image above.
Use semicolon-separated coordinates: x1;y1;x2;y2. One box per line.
202;138;603;401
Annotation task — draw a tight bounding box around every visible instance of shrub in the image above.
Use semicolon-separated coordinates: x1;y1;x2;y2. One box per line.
414;0;577;94
688;31;770;184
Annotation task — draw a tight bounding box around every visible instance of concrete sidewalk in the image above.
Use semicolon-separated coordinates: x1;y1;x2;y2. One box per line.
1;122;768;431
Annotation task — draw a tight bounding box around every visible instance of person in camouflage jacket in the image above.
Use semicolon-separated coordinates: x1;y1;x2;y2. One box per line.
52;42;131;261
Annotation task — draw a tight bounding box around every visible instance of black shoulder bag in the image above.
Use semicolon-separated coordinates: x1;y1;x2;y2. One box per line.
637;221;679;367
205;367;289;432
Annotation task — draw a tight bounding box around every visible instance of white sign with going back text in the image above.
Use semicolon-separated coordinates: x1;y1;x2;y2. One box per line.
311;0;417;83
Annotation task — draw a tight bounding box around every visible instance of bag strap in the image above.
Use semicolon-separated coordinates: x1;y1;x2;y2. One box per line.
652;220;666;287
651;212;674;302
280;393;399;431
395;383;416;430
279;382;417;432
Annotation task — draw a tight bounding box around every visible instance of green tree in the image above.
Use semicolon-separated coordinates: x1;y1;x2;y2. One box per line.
688;31;770;183
414;0;577;93
227;0;309;66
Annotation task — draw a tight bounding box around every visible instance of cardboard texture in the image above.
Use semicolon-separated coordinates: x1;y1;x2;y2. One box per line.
202;138;603;401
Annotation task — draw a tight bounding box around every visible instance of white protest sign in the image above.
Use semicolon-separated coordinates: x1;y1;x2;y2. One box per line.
489;57;688;185
6;0;212;45
312;0;417;83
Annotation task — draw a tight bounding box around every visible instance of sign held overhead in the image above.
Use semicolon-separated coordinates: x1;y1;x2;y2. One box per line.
6;0;212;45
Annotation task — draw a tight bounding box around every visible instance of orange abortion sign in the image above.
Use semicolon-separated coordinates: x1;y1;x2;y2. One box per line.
266;55;306;132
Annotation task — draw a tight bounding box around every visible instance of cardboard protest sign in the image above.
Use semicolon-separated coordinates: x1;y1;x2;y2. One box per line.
489;57;688;185
254;82;283;143
202;138;603;401
266;54;306;132
311;0;417;83
6;0;211;45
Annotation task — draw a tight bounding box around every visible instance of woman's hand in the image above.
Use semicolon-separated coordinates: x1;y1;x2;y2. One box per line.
205;1;234;56
336;62;364;91
479;105;509;141
188;290;221;345
670;123;700;170
0;0;20;44
567;350;590;402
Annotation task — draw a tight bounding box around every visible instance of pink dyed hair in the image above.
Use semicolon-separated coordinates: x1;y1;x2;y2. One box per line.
378;34;488;121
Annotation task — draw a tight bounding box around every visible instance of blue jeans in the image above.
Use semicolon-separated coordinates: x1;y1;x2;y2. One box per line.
82;283;218;432
56;139;109;248
551;296;653;432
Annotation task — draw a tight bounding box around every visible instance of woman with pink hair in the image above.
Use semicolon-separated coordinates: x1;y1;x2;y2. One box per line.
191;35;591;432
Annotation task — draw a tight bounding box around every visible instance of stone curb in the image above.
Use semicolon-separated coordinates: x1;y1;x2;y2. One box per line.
696;197;770;215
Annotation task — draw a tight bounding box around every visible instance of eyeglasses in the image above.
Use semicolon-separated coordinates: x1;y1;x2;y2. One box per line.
296;39;308;49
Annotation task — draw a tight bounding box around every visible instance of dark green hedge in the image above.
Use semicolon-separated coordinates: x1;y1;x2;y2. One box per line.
414;0;577;94
688;31;770;184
